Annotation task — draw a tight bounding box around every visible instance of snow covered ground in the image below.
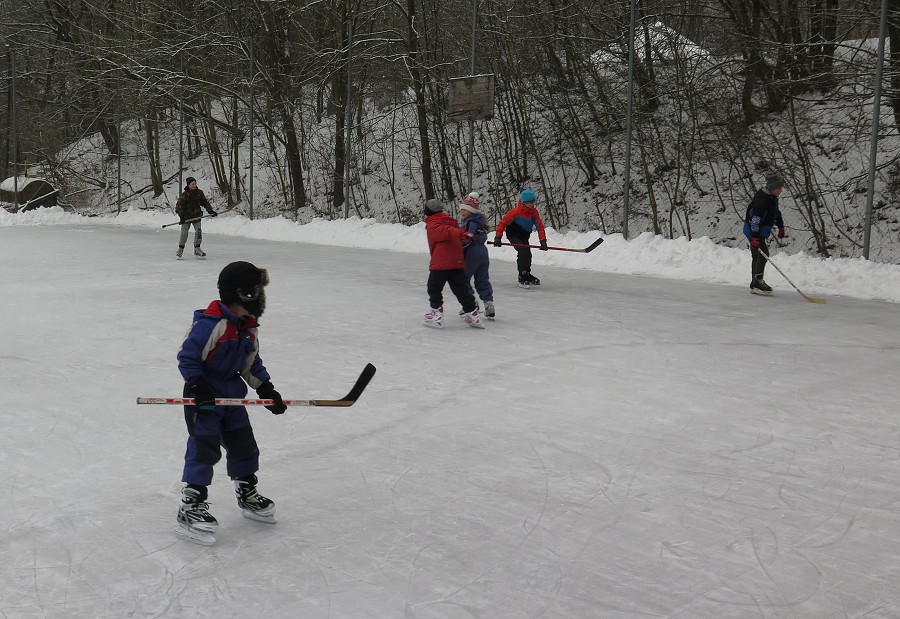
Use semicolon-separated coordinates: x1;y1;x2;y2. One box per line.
3;209;900;618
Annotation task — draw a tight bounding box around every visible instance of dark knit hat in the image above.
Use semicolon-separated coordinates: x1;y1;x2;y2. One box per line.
765;175;784;191
218;261;269;315
424;198;444;215
185;176;197;188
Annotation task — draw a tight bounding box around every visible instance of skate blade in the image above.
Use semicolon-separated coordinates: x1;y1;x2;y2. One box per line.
750;288;773;296
174;524;216;545
517;282;532;289
466;321;486;329
241;509;277;525
423;321;443;329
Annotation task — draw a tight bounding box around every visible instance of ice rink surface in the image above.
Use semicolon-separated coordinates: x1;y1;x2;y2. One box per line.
3;224;900;618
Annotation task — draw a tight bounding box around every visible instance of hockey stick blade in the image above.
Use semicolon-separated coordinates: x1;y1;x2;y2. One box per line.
316;362;377;406
137;363;377;408
496;237;603;253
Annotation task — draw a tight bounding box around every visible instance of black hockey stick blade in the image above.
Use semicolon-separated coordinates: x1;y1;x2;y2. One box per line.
581;237;604;253
314;363;377;406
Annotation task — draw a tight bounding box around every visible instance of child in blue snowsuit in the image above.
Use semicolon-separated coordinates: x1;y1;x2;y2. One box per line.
459;192;495;319
174;261;287;545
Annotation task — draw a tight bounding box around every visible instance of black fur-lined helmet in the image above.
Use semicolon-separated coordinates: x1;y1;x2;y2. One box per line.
217;261;269;317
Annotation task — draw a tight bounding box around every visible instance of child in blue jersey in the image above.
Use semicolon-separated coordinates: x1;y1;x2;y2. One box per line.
459;192;495;319
174;261;287;545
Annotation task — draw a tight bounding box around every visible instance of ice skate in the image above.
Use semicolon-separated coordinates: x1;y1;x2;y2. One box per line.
194;247;206;259
750;276;773;296
517;272;531;289
424;306;444;328
462;308;485;329
524;273;541;286
176;246;184;260
233;475;277;524
459;301;480;316
174;485;218;545
484;301;495;320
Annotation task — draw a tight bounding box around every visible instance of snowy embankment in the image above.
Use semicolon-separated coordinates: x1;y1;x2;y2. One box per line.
4;206;900;304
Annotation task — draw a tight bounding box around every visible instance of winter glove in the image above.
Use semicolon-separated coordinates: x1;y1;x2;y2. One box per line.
256;382;287;415
539;239;549;251
750;237;761;248
189;380;216;412
777;226;785;239
208;211;218;217
493;236;502;247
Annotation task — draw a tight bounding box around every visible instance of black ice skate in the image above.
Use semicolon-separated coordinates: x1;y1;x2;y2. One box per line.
750;276;773;296
518;272;540;288
174;485;218;545
233;474;277;524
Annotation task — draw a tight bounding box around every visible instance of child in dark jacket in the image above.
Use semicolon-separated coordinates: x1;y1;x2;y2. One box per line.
743;174;787;296
423;198;484;329
493;188;548;287
174;176;218;259
458;192;495;319
175;261;287;545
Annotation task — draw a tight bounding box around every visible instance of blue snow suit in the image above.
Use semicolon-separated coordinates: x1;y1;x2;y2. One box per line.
460;211;493;302
177;300;272;486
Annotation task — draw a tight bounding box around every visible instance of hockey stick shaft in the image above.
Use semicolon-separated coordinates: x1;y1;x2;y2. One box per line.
137;363;377;408
162;203;238;228
494;237;603;253
759;249;826;304
162;217;202;228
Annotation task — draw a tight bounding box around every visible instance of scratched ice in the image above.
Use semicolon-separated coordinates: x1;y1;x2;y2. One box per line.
2;215;900;618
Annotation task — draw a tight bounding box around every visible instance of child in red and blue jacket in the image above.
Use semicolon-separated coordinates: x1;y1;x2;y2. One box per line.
493;188;548;286
423;198;484;329
174;261;286;544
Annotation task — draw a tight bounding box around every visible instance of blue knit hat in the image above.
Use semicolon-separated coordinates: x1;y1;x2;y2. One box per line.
185;176;196;188
520;188;536;203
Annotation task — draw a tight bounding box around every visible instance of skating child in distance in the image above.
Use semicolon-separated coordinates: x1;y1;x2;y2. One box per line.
743;174;787;296
423;198;485;329
174;176;218;259
458;192;495;319
174;261;287;545
492;188;548;287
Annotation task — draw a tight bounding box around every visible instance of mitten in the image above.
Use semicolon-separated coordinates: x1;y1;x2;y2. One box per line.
493;236;502;247
256;382;287;415
540;239;549;251
750;237;760;248
777;227;785;239
189;380;216;412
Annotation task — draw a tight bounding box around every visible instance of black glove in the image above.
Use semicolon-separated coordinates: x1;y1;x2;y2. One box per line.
208;211;218;217
256;382;287;415
493;236;502;247
189;380;216;412
540;239;549;251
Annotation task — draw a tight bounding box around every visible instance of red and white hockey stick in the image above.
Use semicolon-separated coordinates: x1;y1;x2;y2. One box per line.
137;363;376;408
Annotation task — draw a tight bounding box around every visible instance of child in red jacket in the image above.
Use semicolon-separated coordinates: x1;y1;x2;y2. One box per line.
493;188;548;287
424;199;484;329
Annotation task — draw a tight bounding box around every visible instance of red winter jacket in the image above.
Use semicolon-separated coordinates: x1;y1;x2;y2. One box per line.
495;200;547;241
426;211;469;270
